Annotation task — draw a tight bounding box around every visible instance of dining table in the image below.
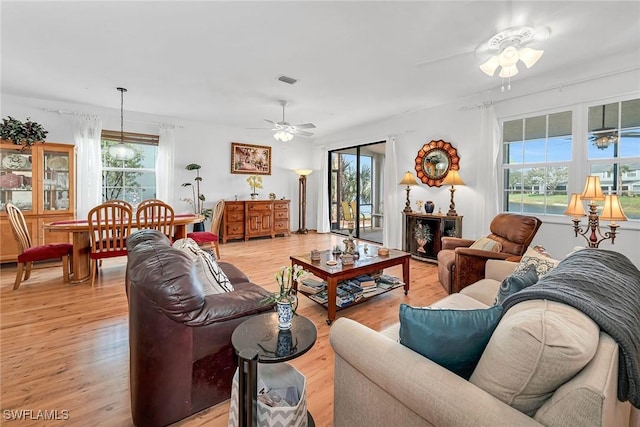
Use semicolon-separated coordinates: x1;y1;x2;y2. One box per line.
43;213;204;283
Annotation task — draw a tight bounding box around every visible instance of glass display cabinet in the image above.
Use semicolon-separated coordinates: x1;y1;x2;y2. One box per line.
0;141;75;262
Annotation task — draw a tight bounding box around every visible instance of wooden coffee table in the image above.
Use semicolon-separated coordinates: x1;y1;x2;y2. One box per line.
290;248;410;325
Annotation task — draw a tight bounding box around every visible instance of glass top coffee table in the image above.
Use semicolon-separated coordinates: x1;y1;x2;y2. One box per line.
291;247;410;325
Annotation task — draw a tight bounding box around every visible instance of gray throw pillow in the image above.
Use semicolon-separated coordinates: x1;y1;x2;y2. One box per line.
495;267;538;305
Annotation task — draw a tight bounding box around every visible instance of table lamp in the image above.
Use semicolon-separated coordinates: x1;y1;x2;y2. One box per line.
399;171;418;213
441;169;465;216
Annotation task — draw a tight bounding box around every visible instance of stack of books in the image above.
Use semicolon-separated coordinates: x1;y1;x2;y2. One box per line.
376;274;404;290
299;278;326;294
309;289;328;304
354;274;377;294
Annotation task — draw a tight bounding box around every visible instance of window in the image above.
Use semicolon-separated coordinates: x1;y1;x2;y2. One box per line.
101;130;158;204
502;111;572;215
587;98;640;220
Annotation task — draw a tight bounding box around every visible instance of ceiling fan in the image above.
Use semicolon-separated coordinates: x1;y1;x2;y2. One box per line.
263;100;316;141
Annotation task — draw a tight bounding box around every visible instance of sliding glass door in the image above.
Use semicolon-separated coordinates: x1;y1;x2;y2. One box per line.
329;142;385;243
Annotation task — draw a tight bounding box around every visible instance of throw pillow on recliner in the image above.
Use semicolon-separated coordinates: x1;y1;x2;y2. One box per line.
173;238;234;294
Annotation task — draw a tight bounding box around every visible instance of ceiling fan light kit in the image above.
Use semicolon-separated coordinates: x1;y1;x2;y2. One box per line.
265;100;316;141
477;26;549;91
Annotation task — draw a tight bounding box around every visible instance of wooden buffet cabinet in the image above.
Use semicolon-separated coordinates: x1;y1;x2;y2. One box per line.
0;142;75;262
222;200;290;243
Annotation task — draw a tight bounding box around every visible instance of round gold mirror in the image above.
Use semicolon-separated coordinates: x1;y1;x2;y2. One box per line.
414;140;460;187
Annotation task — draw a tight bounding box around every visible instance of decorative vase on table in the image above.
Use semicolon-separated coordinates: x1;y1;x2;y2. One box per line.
192;222;205;232
277;298;296;330
425;201;435;214
250;193;259;200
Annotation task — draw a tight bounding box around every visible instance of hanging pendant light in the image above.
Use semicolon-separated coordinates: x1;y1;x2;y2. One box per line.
108;87;136;161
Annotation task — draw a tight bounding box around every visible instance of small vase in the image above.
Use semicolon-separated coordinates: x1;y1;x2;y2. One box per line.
425;201;435;214
192;222;205;232
276;299;295;330
250;193;258;200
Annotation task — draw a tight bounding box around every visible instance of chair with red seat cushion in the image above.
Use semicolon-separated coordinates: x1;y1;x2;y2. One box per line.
5;203;72;290
187;199;224;258
88;201;133;286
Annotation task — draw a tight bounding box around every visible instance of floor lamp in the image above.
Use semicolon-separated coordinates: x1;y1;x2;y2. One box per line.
295;169;313;234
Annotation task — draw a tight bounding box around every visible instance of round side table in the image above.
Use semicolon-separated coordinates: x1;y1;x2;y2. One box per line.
232;312;317;427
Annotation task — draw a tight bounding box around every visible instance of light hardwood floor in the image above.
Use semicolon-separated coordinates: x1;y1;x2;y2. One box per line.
0;233;447;426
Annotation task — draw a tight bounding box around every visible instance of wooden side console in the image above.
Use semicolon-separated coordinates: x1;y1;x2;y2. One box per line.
222;200;290;243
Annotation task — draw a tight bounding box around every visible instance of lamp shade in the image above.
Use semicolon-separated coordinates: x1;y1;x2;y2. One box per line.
294;169;313;176
399;171;418;186
580;176;605;201
441;169;465;186
600;194;628;222
519;47;544;68
563;193;586;217
479;56;500;76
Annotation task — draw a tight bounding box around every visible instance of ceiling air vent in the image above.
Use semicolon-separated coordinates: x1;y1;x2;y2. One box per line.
278;75;298;85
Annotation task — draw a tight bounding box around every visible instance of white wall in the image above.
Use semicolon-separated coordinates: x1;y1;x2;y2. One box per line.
313;70;640;266
1;94;313;231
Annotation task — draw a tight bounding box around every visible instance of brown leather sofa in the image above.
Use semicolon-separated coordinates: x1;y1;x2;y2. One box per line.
126;229;274;427
436;213;542;294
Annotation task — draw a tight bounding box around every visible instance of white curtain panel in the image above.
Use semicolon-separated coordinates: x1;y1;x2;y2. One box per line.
157;124;176;204
474;104;501;237
316;147;331;233
383;136;401;249
73;114;102;219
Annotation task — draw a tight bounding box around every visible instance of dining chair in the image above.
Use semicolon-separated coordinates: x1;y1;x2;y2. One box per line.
88;200;133;286
106;199;133;210
186;199;224;258
6;203;73;290
136;199;175;241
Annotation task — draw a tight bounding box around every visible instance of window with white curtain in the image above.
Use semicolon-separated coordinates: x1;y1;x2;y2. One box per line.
101;130;158;205
502;111;572;215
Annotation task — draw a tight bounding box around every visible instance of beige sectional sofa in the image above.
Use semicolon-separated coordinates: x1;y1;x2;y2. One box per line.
330;259;639;427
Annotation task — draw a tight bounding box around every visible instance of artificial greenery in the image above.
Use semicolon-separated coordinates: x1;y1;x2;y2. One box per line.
246;175;263;195
0;116;49;147
261;264;306;314
181;163;212;221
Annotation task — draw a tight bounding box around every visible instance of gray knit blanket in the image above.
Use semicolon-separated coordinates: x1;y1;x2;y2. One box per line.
502;249;640;408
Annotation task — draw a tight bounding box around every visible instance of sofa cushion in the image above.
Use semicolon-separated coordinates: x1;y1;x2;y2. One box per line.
399;304;503;379
513;247;559;278
460;279;501;306
469;237;502;252
495;267;539;305
469;300;599;416
173;238;234;294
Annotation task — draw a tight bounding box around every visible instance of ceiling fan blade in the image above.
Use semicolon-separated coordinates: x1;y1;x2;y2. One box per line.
294;130;314;137
294;123;316;129
264;119;276;125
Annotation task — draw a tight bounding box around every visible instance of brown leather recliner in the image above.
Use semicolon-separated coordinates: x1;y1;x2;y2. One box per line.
126;229;274;427
436;213;542;294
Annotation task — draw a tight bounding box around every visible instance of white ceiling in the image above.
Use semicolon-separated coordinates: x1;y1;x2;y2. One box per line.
2;1;639;139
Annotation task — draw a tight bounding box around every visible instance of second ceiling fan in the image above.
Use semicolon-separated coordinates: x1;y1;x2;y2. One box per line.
264;100;316;141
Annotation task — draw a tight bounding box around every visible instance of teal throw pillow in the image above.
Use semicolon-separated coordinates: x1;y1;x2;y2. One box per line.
398;304;503;379
494;267;538;305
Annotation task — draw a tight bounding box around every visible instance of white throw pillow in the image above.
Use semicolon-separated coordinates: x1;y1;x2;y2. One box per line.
513;247;559;278
173;238;234;295
469;300;599;416
469;237;502;252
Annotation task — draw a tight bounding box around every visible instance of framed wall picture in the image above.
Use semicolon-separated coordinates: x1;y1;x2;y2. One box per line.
230;142;272;175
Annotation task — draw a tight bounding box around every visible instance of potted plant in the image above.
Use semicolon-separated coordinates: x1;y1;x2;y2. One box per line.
0;116;48;149
246;175;263;199
181;163;212;231
262;264;306;330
